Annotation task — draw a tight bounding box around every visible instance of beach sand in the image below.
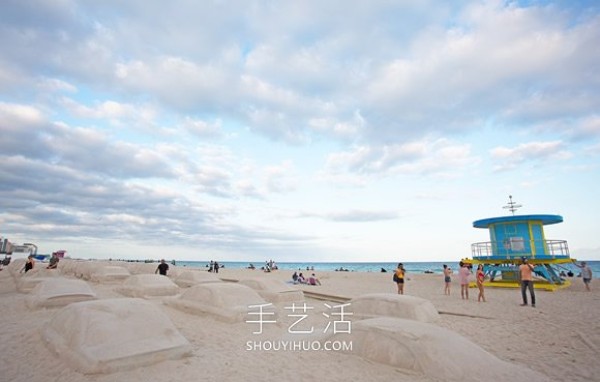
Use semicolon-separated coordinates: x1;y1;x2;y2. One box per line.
1;261;598;382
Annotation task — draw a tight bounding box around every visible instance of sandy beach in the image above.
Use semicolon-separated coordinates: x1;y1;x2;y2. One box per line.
1;260;598;382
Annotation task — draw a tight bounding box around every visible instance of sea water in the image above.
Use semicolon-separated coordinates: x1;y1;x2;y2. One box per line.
174;260;600;277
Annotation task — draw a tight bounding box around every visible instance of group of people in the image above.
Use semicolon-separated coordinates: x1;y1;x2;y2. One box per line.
17;253;61;274
207;260;220;273
455;262;486;302
291;271;321;286
17;256;171;276
393;259;593;305
264;259;279;272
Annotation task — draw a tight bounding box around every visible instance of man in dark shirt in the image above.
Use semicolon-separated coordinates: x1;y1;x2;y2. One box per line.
155;259;169;276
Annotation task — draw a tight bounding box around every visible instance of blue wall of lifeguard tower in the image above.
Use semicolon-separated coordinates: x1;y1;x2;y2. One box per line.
473;214;565;260
489;220;545;258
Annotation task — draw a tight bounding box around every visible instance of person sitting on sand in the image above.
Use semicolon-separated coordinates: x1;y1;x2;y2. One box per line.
0;255;10;271
292;271;298;283
21;255;35;274
46;253;60;269
308;273;321;286
297;273;306;284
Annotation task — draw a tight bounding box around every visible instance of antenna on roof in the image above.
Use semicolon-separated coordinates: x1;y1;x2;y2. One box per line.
502;195;522;216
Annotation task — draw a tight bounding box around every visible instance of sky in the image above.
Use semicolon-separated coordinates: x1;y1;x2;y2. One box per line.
1;0;599;263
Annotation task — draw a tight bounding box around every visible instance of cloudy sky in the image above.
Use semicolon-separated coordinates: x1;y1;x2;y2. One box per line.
1;0;599;263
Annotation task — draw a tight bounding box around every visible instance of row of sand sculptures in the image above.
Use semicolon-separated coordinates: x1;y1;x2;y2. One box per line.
4;259;549;381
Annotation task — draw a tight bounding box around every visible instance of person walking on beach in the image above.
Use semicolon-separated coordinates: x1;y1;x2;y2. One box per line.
155;259;169;276
394;263;405;295
443;264;452;295
458;261;471;300
519;257;536;307
476;264;486;302
574;261;592;291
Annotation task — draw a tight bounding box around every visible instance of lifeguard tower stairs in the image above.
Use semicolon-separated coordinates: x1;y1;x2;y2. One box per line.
467;196;572;291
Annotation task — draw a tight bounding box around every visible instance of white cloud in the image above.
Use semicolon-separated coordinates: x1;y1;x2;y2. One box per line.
325;137;475;178
37;77;77;93
574;115;600;139
114;57;235;111
0;102;45;127
326;210;398;222
264;160;298;194
490;140;572;171
62;98;137;119
180;117;222;138
1;1;599;262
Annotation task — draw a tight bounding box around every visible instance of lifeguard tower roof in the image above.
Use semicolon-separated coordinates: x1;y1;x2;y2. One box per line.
473;214;562;229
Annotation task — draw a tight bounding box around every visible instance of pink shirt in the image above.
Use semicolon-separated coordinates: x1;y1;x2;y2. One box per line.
458;266;470;285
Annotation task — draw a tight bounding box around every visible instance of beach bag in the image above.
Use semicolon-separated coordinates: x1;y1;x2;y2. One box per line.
393;273;399;282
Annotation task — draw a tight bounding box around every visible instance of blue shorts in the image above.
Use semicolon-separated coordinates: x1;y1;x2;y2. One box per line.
583;278;591;284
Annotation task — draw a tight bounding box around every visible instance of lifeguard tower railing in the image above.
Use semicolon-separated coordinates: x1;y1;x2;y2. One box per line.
471;239;569;260
470;239;571;287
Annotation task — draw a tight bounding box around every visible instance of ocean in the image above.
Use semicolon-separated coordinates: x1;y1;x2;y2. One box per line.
174;260;600;278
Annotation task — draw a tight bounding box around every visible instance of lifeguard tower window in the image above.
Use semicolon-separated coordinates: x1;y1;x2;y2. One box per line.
503;224;517;235
502;237;525;251
509;237;524;251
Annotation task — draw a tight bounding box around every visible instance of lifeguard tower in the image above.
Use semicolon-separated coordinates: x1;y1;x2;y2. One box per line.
467;196;572;291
